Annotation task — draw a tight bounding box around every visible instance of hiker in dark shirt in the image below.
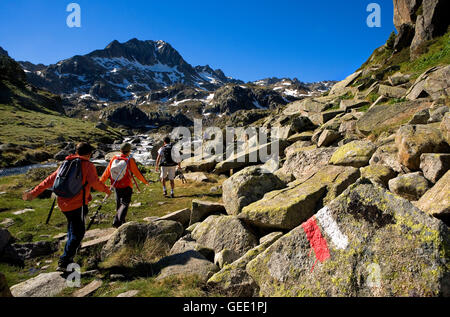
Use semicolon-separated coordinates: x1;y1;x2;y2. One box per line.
155;136;181;198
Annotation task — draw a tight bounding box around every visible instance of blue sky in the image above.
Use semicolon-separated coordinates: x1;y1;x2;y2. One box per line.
0;0;394;82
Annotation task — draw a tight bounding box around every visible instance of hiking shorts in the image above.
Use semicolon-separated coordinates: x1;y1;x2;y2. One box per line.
160;166;177;181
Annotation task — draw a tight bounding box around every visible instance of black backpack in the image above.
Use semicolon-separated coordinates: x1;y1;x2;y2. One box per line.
160;144;177;166
52;158;86;198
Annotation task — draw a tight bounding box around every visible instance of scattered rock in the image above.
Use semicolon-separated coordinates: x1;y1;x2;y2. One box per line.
190;200;226;226
239;165;360;230
158;208;191;228
183;172;212;183
169;235;215;262
207;230;282;297
356;100;430;136
317;130;340;147
73;280;103;297
416;170;450;223
214;249;236;269
408;109;430;124
191;215;258;259
420;153;450;183
369;143;405;173
246;182;450;297
360;164;397;187
388;172;430;201
10;272;69;297
155;250;219;282
329;140;376;168
378;84;407;98
0;218;14;228
276;146;337;183
329;71;362;95
117;290;140;297
222;165;285;216
101;220;184;260
395;124;449;170
12;241;58;260
428;106;449;124
12;209;34;215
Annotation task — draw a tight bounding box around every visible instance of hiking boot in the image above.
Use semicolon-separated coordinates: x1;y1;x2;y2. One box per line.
163;190;168;197
170;192;174;198
56;261;69;273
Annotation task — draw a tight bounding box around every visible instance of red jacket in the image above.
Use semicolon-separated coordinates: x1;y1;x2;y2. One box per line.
30;155;111;212
100;154;149;189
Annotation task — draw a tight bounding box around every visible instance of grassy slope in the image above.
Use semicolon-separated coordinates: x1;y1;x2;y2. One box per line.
0;79;124;168
0;169;223;296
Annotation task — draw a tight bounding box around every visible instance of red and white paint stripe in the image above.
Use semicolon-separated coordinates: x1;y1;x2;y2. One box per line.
315;206;349;250
301;206;349;271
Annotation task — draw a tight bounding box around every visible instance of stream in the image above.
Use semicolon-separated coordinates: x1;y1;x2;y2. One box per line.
0;134;157;178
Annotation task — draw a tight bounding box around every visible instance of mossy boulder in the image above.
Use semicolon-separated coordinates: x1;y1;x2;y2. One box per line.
420;153;450;183
191;215;258;260
222;165;285;216
388;172;430;201
246;182;450;297
207;232;282;297
329;140;376;168
190;200;226;225
360;164;397;187
416;170;450;223
101;220;184;260
395;124;449;171
356;100;430;136
441;113;450;144
277;146;337;183
155;250;219;282
369;143;404;173
238;165;360;230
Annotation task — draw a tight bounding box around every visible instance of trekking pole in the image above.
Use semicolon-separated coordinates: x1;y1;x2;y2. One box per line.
86;153;134;231
45;194;57;225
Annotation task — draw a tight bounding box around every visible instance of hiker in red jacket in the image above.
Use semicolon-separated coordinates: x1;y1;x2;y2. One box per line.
23;143;111;272
100;143;149;228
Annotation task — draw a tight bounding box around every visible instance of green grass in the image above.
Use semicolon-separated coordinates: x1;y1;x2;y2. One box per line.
0;102;123;167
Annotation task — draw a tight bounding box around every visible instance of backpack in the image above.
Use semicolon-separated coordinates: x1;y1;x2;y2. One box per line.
110;156;129;182
160;144;177;166
52;158;85;198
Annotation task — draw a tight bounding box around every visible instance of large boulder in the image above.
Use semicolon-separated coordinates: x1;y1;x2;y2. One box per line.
369;143;405;173
101;220;184;260
276;146;337;183
407;66;450;100
190;200;226;226
393;0;421;31
181;155;218;173
329;140;376;168
222;165;285;216
360;164;397;188
395;124;449;170
239;165;360;230
10;272;69;297
420;153;450;183
207;232;282;297
356;100;430;136
246;182;450;297
388;172;430;201
191;215;258;261
378;85;407;98
12;241;58;260
416;170;450;223
329;71;362;95
154;250;219;282
158;208;191;228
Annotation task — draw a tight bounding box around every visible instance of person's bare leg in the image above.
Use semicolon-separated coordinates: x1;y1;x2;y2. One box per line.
162;178;167;195
170;178;175;197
